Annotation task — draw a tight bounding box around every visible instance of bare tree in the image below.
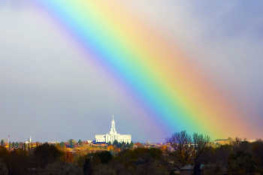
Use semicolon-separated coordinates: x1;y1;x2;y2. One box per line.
193;133;210;159
192;133;210;175
167;131;194;169
167;131;211;174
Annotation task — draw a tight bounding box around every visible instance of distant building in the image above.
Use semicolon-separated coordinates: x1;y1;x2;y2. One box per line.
214;138;232;145
25;136;32;144
95;116;132;144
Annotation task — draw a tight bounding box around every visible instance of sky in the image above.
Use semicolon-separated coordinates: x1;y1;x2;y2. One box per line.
0;0;263;142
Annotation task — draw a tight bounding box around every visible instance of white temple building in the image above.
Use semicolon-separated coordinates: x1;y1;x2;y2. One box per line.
95;116;132;144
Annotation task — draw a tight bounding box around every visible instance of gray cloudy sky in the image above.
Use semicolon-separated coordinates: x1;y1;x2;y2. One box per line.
0;0;263;142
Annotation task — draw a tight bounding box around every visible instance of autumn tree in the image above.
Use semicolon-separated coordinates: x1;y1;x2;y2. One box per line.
33;143;63;168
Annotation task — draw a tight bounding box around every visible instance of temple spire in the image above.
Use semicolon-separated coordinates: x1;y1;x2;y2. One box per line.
110;115;117;134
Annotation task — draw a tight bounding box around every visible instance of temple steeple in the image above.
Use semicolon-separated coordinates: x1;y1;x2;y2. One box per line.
110;115;117;134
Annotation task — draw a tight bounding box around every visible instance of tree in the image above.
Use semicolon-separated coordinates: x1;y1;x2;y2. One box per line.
113;148;168;174
69;139;75;148
167;131;193;169
15;142;19;149
83;151;113;175
1;140;5;147
113;140;118;147
228;151;256;174
59;142;65;148
192;133;210;175
8;149;30;175
78;139;83;146
167;131;211;174
33;143;63;168
0;146;8;161
83;158;92;175
96;151;113;164
251;140;263;172
46;162;83;175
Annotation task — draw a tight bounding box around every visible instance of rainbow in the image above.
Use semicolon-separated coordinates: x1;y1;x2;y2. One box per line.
35;0;250;139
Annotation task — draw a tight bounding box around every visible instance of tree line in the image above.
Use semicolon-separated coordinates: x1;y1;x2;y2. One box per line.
0;131;262;175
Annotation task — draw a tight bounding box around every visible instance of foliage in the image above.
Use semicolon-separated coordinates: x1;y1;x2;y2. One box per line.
60;141;65;148
167;131;194;168
78;139;83;146
83;151;113;175
0;140;5;147
0;132;262;174
251;140;263;173
110;140;133;150
33;143;64;168
228;151;256;174
69;139;76;148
